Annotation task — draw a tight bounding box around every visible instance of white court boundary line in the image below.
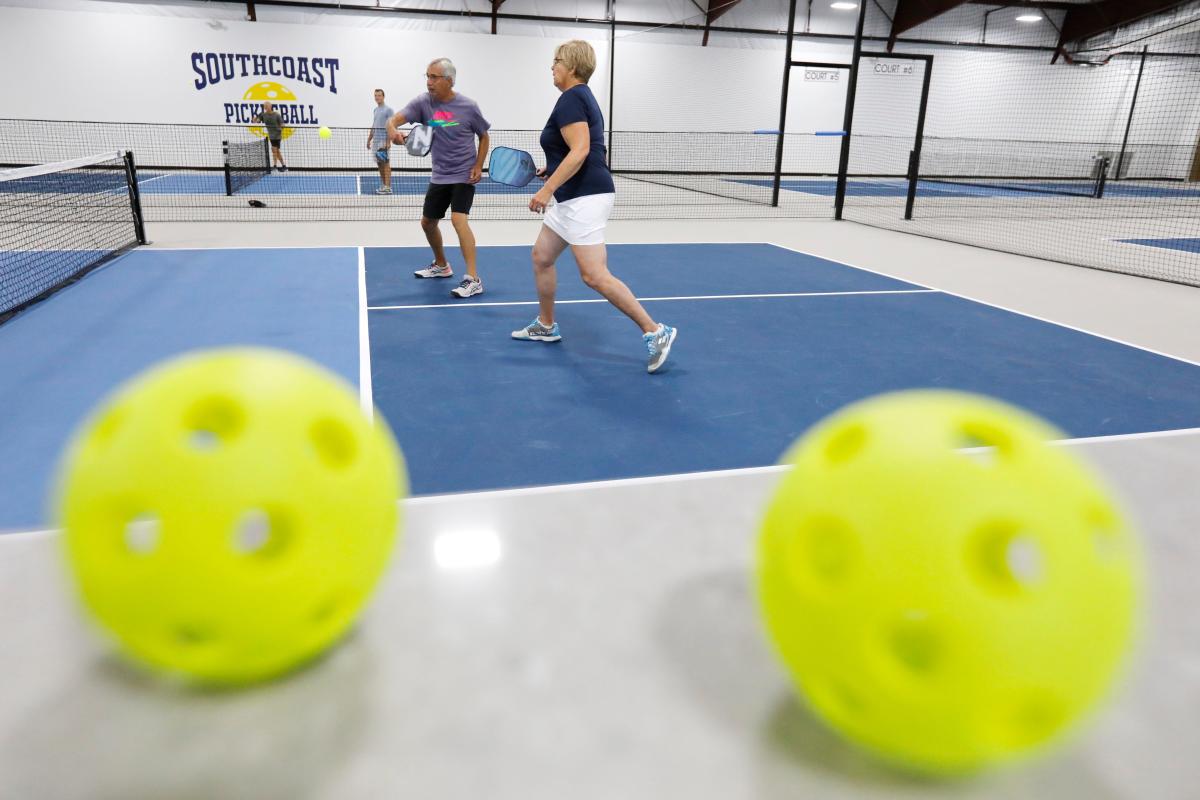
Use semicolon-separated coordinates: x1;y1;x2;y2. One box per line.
118;241;1200;367
369;288;936;311
4;424;1195;537
140;245;364;251
767;240;1200;369
357;246;374;419
405;425;1200;506
140;241;811;252
9;242;1193;535
6;426;1199;537
135;173;172;188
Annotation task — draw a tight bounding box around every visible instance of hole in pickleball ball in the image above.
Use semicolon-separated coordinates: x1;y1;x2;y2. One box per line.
311;593;343;623
92;406;126;448
888;610;942;676
124;513;161;554
957;420;1012;465
824;423;867;464
232;508;291;559
967;520;1044;595
790;516;858;588
988;691;1067;750
174;623;214;646
185;396;245;450
310;418;357;469
1006;536;1043;584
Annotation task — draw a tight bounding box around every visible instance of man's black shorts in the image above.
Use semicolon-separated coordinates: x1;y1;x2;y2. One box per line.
268;138;282;148
423;183;476;219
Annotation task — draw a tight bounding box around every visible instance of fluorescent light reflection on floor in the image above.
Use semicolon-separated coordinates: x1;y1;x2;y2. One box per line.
432;528;503;571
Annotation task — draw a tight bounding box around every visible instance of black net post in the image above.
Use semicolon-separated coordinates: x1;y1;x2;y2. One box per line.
123;150;147;245
772;0;799;207
607;0;616;167
904;55;935;221
1116;47;1149;182
1093;156;1110;199
222;139;233;196
834;0;868;221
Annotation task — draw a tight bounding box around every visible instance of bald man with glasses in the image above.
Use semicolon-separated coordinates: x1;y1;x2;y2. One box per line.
387;58;491;299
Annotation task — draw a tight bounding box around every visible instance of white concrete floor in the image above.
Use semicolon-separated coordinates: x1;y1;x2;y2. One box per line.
2;218;1197;799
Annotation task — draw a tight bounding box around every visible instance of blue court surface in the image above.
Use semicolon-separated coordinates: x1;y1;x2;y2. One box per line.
3;242;1200;530
134;171;528;196
138;173;1194;200
365;242;1200;496
16;169;1199;201
0;247;360;530
737;177;1200;200
7;169;530;197
1118;237;1200;254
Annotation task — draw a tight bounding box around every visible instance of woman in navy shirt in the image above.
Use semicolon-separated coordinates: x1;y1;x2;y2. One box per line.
511;40;678;374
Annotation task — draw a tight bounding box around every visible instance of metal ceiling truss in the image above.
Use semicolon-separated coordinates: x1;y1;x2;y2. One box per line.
887;0;1193;58
491;0;505;35
1051;0;1194;62
889;0;971;51
229;0;1200;62
703;0;746;46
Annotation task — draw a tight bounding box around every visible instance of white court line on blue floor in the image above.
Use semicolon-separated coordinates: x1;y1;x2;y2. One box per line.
6;426;1198;536
401;425;1200;504
138;241;842;252
126;243;1197;369
368;288;937;311
772;240;1200;369
357;246;373;419
141;245;364;251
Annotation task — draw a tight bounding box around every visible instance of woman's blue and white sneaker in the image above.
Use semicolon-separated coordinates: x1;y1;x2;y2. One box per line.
414;262;453;278
511;318;561;342
645;324;677;373
451;276;483;298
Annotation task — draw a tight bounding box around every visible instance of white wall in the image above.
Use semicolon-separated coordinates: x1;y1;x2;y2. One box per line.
612;35;851;133
1;3;1196;177
0;6;601;129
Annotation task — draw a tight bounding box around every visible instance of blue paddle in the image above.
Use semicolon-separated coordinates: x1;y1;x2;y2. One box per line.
488;146;537;187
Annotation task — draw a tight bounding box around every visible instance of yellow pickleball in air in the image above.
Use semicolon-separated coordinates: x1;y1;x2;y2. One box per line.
55;348;406;686
318;126;332;139
756;390;1142;774
244;81;297;140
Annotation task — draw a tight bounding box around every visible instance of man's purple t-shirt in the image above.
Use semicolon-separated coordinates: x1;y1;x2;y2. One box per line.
400;92;490;184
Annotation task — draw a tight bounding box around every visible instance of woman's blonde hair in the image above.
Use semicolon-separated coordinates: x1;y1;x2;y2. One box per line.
555;40;596;83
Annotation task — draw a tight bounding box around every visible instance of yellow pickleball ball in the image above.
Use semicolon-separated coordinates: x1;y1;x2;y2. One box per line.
55;348;406;686
756;390;1142;774
318;126;332;139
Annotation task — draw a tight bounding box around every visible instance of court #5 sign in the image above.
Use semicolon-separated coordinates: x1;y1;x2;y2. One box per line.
803;69;842;82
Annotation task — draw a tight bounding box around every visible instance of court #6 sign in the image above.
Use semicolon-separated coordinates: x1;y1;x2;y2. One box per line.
872;61;916;76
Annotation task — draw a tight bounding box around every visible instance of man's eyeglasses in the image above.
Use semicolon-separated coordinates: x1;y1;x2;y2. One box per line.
425;73;446;80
